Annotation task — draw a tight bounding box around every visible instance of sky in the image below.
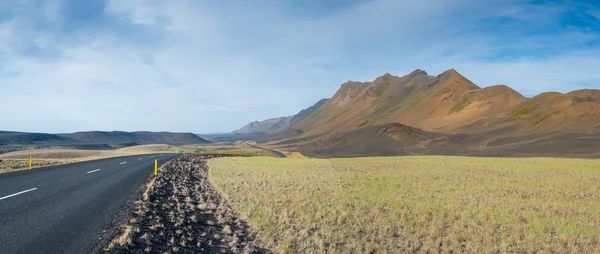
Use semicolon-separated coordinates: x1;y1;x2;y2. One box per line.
0;0;599;133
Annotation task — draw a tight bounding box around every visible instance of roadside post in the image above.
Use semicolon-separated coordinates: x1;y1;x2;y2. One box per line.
154;160;158;176
28;155;32;170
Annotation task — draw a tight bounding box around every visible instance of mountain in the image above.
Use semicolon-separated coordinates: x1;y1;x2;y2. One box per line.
0;131;73;146
61;131;210;146
277;69;600;138
232;117;294;135
250;69;600;158
0;131;209;147
289;98;329;125
231;98;329;135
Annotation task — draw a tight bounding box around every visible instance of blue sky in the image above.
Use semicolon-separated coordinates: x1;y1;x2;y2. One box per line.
0;0;599;133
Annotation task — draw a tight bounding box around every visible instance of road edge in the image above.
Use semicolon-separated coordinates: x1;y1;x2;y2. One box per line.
88;157;178;254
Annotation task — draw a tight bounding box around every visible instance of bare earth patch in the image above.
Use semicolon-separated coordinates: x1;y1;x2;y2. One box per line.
105;155;270;254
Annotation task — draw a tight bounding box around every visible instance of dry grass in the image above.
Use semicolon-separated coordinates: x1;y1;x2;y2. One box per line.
0;144;181;173
280;151;307;159
116;144;181;153
181;142;237;151
0;149;112;159
242;141;307;158
209;156;600;253
108;225;133;250
194;142;298;158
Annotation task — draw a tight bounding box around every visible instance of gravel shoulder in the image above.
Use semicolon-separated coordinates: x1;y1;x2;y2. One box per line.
104;155;270;254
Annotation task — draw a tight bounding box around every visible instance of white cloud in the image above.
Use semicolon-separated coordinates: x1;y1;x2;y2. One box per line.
0;0;599;133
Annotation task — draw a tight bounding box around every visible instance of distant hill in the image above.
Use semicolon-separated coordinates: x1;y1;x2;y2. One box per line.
232;98;329;135
0;131;209;147
60;131;210;146
233;117;294;135
0;131;73;146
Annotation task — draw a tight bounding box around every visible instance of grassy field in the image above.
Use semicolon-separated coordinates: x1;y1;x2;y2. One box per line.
209;156;600;253
187;142;290;157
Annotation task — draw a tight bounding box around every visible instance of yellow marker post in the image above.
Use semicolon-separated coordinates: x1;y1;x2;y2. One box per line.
140;149;143;155
154;160;158;176
28;155;32;170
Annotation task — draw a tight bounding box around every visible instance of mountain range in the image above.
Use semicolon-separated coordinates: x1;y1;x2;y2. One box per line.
233;99;329;135
232;69;600;158
0;131;209;148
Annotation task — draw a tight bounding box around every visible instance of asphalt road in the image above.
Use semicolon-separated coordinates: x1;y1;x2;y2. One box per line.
245;143;286;158
0;153;180;254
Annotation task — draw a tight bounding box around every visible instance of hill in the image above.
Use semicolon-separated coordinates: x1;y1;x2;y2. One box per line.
0;131;209;148
232;117;294;135
0;131;74;146
60;131;210;146
297;122;461;157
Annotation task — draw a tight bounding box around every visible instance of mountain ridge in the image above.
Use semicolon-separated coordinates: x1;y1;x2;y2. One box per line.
231;98;330;135
0;131;209;147
230;68;600;158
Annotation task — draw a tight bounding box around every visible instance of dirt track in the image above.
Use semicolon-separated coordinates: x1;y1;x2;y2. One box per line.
105;155;269;254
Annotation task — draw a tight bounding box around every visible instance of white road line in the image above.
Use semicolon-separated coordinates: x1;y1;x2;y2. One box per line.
0;188;38;201
151;156;155;158
87;169;101;174
138;158;143;160
120;162;127;165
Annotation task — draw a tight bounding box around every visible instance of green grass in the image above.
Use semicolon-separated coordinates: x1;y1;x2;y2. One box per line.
324;108;350;125
266;120;290;132
209;156;600;253
482;87;504;97
507;102;539;121
449;93;475;114
357;119;375;128
307;106;327;119
367;84;389;97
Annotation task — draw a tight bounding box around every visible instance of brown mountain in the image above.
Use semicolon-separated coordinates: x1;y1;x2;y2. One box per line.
249;69;600;158
277;69;529;138
231;98;329;135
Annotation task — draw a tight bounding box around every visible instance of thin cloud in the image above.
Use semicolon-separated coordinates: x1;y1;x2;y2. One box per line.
0;0;599;133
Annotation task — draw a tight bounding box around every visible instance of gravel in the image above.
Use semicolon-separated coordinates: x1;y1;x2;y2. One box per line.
104;155;270;254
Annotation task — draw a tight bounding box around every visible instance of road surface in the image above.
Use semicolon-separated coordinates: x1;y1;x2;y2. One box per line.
245;143;286;158
0;153;180;254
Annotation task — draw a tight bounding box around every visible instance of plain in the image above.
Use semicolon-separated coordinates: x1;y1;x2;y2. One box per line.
209;156;600;253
